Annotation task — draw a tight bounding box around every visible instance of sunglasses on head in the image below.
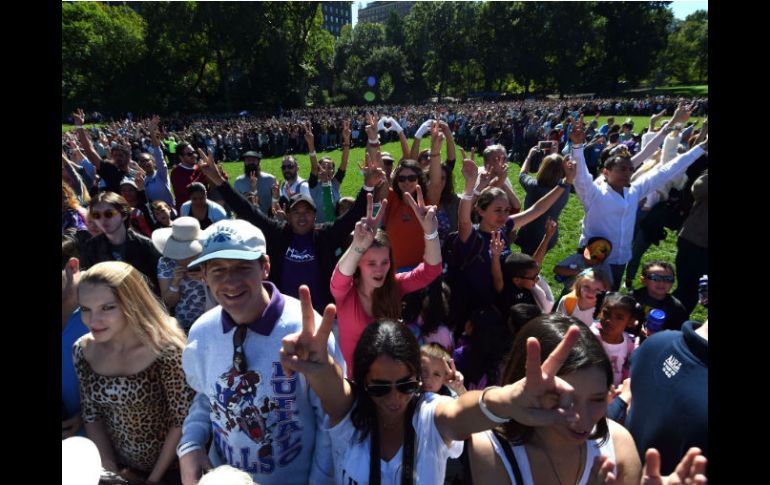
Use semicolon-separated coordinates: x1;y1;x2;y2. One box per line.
365;379;420;398
90;208;119;220
644;273;675;283
396;174;418;183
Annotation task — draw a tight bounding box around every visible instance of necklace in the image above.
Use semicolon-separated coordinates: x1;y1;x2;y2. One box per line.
542;442;584;485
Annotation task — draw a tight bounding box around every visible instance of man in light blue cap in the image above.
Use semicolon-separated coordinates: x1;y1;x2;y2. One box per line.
177;219;343;485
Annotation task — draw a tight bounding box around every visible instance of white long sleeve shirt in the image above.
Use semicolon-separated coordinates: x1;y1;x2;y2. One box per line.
572;144;705;265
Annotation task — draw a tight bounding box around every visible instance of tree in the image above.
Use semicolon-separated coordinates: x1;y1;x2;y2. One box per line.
62;2;147;116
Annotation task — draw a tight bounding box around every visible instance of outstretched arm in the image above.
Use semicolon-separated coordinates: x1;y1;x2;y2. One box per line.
281;287;354;427
434;325;583;443
532;218;557;267
458;151;478;243
426;121;445;206
511;162;573;232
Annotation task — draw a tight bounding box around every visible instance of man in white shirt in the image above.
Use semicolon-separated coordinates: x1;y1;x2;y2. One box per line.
278;155;310;206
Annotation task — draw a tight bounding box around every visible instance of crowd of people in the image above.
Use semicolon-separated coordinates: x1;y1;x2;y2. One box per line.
62;98;708;485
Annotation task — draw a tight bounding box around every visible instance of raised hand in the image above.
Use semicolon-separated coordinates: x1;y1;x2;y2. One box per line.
544;217;557;238
671;101;695;125
196;147;224;185
430;120;445;154
280;286;337;377
445;358;466;395
272;200;286;222
351;193;387;249
586;454;617;484
502;325;582;427
304;121;314;148
149;114;160;134
403;185;438;235
249;172;258;192
489;230;505;259
641;448;707;485
271;181;280;200
570;118;586;145
461;148;478;183
72;108;85;126
362;151;386;187
377;116;388;132
134;171;145;191
697;135;708;153
650;108;667;128
563;156;577;184
365;112;379;140
342;119;351;145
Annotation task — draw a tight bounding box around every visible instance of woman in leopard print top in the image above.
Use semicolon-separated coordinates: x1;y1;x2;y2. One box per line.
73;261;194;484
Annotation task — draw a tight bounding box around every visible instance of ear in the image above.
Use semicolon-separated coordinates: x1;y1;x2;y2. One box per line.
261;255;271;279
66;257;81;276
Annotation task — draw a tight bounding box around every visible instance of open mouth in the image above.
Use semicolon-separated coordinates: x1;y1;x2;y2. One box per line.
568;428;590;440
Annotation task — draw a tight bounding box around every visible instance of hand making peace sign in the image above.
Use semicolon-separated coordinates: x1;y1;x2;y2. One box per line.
280;285;337;378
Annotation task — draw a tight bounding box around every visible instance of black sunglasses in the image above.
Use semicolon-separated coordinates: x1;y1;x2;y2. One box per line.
365;379;420;398
396;174;418;183
644;273;675;283
282;165;295;169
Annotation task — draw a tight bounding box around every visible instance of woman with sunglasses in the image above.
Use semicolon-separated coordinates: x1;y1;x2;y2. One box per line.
467;314;707;485
73;261;194;485
80;192;162;294
281;286;601;485
331;187;441;375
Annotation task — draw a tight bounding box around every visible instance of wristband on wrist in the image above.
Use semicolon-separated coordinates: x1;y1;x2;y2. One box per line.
368;138;380;145
571;143;585;149
479;386;510;423
461;193;474;201
473;189;482;196
424;230;439;241
271;197;279;203
558;180;571;189
353;246;367;254
308;151;316;157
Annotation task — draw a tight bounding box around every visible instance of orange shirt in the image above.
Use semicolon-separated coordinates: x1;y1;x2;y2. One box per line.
385;189;425;270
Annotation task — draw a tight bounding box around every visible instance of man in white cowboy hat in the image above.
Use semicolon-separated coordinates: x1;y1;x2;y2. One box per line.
152;217;213;332
177;219;343;485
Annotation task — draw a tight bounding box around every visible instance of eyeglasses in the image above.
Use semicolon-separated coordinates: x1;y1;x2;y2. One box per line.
644;273;675;283
90;208;119;220
232;325;248;374
396;174;418;183
364;379;420;398
515;273;540;281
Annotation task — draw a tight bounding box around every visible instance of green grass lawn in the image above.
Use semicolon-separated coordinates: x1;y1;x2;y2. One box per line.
220;132;707;323
62;123;105;133
622;84;708;97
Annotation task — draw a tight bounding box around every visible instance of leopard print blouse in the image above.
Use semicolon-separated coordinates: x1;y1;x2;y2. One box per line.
73;341;195;472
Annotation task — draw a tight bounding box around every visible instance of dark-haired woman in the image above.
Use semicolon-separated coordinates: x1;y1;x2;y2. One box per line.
280;287;600;485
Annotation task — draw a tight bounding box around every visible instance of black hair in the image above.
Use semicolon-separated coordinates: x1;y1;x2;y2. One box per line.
500;314;613;445
110;145;131;158
506;303;542;341
503;252;538;282
593;292;645;336
642;260;676;279
391;160;427;200
351;320;422;442
188;182;207;196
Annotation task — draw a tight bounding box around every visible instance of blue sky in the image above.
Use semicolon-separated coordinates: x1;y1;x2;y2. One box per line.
351;1;708;27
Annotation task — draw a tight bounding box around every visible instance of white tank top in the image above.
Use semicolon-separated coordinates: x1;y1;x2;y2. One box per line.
487;429;617;485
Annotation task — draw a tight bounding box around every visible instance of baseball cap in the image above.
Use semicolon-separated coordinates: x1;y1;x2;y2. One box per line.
188;219;267;268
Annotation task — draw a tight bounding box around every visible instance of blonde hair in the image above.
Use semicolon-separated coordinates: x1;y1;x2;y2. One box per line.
572;268;611;298
79;261;186;354
420;342;450;361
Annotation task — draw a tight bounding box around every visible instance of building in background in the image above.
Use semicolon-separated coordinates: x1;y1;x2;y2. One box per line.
321;2;352;38
357;1;415;24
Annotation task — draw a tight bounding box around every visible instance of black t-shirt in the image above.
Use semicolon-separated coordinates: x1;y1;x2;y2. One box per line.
632;288;689;331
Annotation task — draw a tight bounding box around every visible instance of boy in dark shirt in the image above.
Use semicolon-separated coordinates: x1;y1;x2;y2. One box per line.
632;260;688;331
497;253;554;316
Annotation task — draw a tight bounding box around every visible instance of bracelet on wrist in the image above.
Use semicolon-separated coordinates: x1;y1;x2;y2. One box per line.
479;386;510;423
461;193;474;201
308;151;316;157
353;246;367;254
472;189;482;196
168;285;179;293
571;143;585;149
424;230;439;241
368;138;380;145
363;185;374;192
